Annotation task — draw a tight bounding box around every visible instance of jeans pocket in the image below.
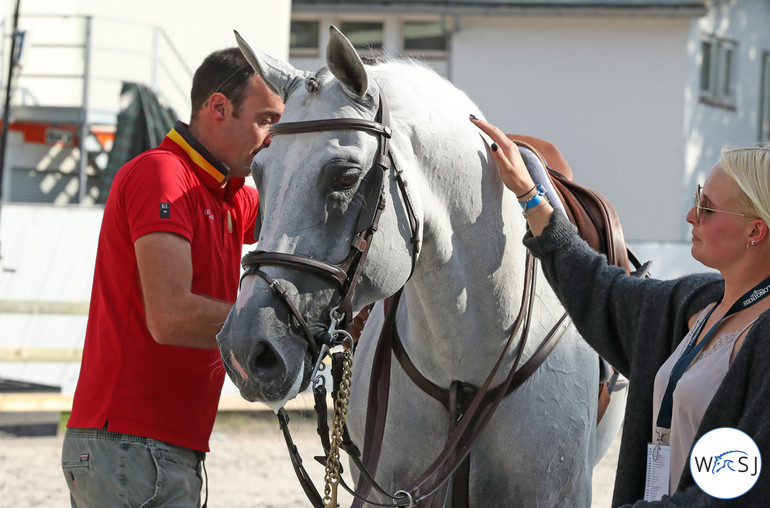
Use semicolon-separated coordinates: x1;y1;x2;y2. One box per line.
136;440;201;508
61;437;98;504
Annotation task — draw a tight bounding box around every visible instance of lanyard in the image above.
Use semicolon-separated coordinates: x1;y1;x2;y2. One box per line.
656;276;770;430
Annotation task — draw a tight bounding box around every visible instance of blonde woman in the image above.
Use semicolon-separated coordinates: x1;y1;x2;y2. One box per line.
473;116;770;507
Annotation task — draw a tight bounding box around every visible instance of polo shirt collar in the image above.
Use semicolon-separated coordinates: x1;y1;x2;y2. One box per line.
163;121;245;199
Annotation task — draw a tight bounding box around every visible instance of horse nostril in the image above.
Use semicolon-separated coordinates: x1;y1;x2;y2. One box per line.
251;341;281;378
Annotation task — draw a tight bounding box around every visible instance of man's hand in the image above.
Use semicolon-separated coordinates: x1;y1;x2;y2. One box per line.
347;304;374;348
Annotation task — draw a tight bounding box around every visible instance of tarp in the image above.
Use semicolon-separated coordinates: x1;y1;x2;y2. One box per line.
98;82;177;201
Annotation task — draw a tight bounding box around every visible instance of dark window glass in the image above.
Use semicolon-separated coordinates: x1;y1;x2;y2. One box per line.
700;40;712;92
290;20;319;49
404;21;447;51
340;22;383;50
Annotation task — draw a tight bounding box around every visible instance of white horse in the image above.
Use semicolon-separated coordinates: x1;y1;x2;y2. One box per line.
217;27;625;507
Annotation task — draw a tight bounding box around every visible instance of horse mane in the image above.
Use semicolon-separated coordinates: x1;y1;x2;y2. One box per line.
303;55;472;115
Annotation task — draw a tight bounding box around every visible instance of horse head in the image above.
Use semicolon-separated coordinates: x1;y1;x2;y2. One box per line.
218;27;426;408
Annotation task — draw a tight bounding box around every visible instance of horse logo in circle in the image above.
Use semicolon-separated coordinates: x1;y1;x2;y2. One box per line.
713;450;748;474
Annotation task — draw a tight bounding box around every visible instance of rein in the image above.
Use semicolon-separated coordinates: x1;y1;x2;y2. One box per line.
351;253;570;507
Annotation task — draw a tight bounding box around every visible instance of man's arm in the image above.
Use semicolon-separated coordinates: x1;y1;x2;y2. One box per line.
135;231;233;349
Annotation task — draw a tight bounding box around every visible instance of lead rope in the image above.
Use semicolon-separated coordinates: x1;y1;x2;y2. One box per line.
323;348;354;507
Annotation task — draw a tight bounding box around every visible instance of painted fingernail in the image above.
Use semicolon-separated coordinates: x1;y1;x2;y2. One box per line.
491;143;498;152
469;114;478;120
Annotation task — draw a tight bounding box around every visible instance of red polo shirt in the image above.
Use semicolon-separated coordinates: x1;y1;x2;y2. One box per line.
68;122;258;451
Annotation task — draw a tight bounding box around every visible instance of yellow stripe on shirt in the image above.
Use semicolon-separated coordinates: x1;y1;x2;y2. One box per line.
166;128;226;184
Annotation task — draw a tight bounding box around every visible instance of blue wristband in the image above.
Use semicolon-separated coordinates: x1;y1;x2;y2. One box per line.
519;184;546;210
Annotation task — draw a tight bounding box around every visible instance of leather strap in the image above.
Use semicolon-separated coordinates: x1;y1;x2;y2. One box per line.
270;117;391;138
277;409;325;508
351;286;401;507
352;253;571;506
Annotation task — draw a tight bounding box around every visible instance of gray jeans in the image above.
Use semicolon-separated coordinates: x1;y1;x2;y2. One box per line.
61;427;206;508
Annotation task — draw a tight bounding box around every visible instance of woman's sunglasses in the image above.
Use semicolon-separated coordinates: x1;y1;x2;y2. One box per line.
694;184;757;223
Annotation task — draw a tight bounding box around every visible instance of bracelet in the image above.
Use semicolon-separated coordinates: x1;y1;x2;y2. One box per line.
516;185;536;199
519;184;546;211
522;195;550;217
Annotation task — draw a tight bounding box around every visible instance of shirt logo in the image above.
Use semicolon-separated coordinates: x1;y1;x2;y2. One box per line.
159;203;171;219
204;209;215;222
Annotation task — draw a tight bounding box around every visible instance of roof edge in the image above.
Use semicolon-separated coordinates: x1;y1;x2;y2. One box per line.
291;2;708;19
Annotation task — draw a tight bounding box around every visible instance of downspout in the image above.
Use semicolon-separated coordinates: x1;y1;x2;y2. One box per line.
0;0;22;263
441;12;460;83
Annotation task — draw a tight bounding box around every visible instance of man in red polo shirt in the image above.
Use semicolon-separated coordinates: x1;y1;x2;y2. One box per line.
61;47;283;507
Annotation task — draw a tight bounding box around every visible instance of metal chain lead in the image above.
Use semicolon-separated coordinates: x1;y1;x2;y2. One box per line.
323;348;353;508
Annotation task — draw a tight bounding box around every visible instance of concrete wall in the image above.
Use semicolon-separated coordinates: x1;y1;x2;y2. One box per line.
453;15;692;242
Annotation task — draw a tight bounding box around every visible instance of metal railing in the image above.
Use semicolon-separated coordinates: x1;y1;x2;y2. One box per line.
0;13;193;203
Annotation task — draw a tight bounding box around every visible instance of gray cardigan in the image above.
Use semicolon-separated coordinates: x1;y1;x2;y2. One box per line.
524;211;770;507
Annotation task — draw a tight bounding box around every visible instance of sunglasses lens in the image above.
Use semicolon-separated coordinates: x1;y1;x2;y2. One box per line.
694;192;699;222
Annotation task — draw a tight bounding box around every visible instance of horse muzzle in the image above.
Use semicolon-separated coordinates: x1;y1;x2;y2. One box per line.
217;315;314;406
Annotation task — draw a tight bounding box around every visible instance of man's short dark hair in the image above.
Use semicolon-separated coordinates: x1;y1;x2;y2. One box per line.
190;47;255;120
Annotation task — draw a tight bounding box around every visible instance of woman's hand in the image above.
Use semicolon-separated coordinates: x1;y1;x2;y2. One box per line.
469;115;535;195
469;115;554;235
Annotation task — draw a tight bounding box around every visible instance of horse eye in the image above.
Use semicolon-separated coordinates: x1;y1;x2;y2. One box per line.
332;170;360;191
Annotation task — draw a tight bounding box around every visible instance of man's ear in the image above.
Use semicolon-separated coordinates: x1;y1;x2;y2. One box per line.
205;92;229;121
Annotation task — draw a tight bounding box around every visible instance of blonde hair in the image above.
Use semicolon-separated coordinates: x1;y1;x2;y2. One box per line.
720;146;770;225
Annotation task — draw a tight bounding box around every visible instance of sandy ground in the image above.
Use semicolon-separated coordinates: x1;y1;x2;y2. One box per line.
0;410;619;508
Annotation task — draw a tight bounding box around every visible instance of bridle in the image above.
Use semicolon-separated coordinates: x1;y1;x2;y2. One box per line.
240;89;421;376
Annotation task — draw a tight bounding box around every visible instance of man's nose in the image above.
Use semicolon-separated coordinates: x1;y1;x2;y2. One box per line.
263;133;274;147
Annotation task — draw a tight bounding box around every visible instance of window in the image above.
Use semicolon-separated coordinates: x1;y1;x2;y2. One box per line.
699;36;737;108
403;21;448;53
339;21;383;53
761;53;770;143
290;20;320;56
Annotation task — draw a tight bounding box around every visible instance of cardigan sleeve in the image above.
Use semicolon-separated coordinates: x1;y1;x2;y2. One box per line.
523;210;722;377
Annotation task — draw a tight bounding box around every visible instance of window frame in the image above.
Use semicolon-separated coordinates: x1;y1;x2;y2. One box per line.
699;34;737;109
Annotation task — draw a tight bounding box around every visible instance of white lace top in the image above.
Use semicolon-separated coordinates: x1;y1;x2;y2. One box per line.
652;304;757;494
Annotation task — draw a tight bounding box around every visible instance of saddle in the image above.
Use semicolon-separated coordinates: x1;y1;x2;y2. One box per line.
507;134;631;274
508;134;632;424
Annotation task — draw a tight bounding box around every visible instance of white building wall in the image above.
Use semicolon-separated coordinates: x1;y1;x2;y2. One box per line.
454;16;692;242
684;0;770;238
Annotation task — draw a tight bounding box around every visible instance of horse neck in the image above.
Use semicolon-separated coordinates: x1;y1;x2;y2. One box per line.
383;82;530;385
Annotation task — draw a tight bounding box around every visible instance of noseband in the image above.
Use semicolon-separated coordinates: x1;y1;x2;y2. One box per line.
240;90;421;362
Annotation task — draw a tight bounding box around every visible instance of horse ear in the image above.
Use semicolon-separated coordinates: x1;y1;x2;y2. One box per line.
326;26;369;98
233;30;308;102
